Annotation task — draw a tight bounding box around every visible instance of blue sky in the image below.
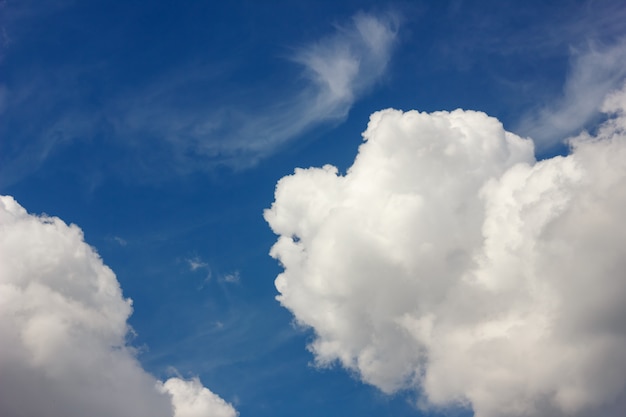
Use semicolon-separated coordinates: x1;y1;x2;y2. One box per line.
2;1;626;417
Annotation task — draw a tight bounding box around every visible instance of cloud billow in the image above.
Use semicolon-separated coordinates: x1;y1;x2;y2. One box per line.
0;196;237;417
265;85;626;417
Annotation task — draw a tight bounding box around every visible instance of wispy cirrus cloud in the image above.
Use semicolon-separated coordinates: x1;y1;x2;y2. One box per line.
428;1;626;153
516;39;626;151
287;12;398;132
0;9;399;186
114;12;399;170
112;236;128;246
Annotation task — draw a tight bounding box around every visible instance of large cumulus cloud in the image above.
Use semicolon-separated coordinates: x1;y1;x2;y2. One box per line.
0;196;237;417
265;85;626;416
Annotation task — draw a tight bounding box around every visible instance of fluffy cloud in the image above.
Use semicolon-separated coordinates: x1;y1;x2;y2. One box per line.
160;378;238;417
265;84;626;416
0;196;237;417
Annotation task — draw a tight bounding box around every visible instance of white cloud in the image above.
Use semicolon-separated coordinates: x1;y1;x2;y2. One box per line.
221;271;240;284
187;256;209;272
113;235;128;246
265;84;626;417
160;377;238;417
146;11;399;168
289;12;398;127
516;39;626;150
0;196;237;417
0;11;398;187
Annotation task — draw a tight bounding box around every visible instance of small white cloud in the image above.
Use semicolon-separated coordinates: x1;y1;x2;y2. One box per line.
265;84;626;417
0;196;237;417
186;256;209;272
113;236;127;246
221;271;240;284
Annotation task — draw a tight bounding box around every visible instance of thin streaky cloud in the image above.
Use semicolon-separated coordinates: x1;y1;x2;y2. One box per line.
113;236;128;247
137;11;400;169
0;11;399;186
516;38;626;150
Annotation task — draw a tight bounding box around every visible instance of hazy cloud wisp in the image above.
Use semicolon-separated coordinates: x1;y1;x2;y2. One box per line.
517;39;626;150
0;11;398;186
183;12;399;166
